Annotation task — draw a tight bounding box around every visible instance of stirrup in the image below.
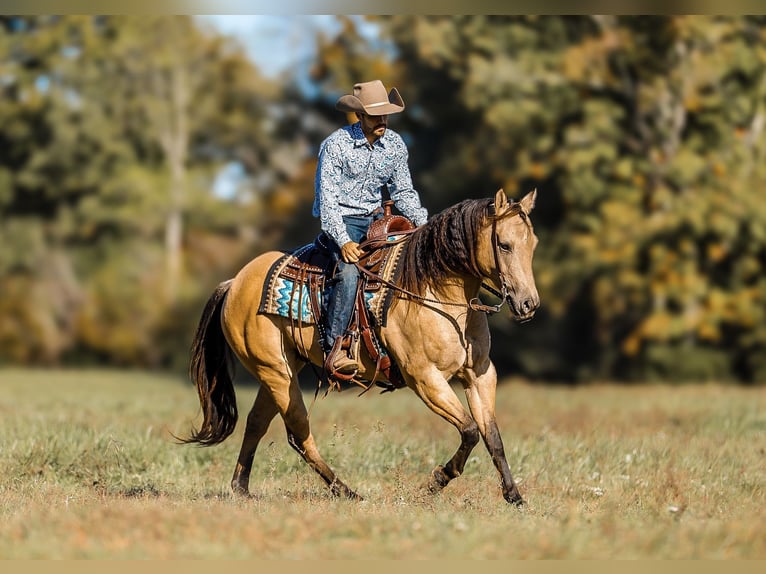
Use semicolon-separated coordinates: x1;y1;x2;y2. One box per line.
323;335;359;381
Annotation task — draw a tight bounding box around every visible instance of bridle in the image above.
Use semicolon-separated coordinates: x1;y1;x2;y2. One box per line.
355;201;528;315
472;204;512;313
470;201;528;313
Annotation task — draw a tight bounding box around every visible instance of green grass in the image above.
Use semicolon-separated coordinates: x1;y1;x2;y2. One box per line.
0;367;764;559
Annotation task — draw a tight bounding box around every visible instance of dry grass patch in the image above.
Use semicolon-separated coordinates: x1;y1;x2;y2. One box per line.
0;368;764;558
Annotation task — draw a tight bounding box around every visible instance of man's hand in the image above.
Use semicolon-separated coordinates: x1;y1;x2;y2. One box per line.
340;241;364;263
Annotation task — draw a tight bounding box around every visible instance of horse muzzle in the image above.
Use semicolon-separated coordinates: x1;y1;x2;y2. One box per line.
508;295;539;323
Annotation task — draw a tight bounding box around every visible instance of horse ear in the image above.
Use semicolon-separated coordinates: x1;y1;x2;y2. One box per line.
519;188;537;213
494;188;509;213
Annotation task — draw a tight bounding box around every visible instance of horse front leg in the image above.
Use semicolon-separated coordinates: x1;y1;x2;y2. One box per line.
464;363;524;506
407;376;481;495
427;422;480;494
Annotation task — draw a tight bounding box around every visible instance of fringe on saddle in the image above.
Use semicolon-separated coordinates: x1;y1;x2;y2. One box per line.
258;201;417;394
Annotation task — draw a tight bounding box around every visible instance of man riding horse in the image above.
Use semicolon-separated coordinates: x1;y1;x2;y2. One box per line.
182;80;541;505
313;80;428;377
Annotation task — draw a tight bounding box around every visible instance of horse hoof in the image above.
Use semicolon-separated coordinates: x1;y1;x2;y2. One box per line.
428;466;450;493
231;484;251;498
505;493;525;507
330;480;363;501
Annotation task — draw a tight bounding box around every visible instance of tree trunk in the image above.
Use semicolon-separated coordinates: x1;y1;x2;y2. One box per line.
158;61;189;304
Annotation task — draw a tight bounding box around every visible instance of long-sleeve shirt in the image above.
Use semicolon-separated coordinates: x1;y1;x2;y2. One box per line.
312;122;428;247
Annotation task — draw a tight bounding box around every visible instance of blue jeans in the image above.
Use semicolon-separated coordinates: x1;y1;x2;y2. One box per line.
323;215;377;351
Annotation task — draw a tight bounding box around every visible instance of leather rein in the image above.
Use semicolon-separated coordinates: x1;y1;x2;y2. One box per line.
355;204;523;315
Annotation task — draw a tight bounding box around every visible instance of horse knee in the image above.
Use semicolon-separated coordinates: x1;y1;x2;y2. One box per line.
463;421;480;448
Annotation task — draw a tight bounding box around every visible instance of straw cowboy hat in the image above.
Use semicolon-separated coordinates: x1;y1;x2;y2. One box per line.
336;80;405;115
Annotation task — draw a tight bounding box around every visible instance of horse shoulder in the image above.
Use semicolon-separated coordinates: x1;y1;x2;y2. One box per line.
381;302;470;374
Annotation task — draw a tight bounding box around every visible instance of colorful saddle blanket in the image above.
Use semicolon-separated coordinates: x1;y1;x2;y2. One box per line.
258;234;407;328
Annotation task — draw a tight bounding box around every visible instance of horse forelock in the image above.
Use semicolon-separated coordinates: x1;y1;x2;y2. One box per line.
399;198;494;297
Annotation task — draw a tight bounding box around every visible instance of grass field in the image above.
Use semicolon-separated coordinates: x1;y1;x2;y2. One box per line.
0;367;764;559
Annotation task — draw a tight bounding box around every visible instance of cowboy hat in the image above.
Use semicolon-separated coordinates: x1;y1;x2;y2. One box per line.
335;80;405;115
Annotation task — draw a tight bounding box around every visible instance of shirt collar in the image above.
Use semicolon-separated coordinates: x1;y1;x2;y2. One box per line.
351;122;387;149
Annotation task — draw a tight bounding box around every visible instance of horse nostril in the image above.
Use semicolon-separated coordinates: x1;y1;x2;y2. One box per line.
521;298;540;314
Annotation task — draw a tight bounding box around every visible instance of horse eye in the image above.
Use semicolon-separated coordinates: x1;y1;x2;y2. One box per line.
498;241;513;253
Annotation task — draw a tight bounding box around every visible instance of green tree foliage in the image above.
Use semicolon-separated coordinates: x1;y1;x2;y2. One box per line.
4;15;766;383
315;15;766;382
0;16;284;367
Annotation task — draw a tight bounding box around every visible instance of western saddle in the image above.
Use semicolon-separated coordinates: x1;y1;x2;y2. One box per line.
273;201;417;392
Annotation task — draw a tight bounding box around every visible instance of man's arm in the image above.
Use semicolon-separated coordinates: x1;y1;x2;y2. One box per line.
315;140;353;247
387;137;428;226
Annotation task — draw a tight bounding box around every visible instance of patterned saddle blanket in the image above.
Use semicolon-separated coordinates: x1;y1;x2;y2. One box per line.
258;232;407;329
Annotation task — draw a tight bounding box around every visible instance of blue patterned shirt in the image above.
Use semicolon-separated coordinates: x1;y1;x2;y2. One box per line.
312;122;428;247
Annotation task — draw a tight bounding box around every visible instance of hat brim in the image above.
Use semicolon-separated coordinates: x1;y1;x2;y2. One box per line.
336;87;405;115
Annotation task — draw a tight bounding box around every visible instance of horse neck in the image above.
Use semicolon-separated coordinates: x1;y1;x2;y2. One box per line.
420;273;484;310
399;204;488;297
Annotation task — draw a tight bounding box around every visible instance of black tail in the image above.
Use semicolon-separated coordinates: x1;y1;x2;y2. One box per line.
182;280;238;446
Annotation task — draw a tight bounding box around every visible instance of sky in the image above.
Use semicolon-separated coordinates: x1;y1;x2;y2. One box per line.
196;16;346;199
197;15;362;79
196;15;385;199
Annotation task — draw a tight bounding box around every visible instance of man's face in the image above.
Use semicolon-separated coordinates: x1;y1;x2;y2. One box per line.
358;113;388;140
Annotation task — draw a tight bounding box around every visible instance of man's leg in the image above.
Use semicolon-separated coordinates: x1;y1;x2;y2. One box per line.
324;260;361;374
322;216;372;374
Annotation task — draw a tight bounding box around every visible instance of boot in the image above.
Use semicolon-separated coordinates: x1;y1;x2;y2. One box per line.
326;335;359;376
332;352;359;375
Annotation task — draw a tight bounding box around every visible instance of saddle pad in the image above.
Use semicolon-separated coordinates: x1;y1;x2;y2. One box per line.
365;240;406;327
258;251;321;324
258;240;406;326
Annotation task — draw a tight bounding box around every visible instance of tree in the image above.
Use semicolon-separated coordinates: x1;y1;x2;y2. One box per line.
0;16;289;366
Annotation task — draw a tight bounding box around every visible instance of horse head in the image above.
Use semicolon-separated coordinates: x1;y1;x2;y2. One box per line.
481;188;540;322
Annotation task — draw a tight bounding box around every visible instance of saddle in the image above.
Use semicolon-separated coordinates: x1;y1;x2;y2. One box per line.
258;201;417;392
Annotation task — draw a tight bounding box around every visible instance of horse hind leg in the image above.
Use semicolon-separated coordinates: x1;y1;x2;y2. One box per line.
282;385;362;500
231;385;280;497
286;429;362;500
255;360;362;501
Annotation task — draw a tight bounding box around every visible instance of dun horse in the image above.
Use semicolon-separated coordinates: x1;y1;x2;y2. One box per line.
183;188;540;505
